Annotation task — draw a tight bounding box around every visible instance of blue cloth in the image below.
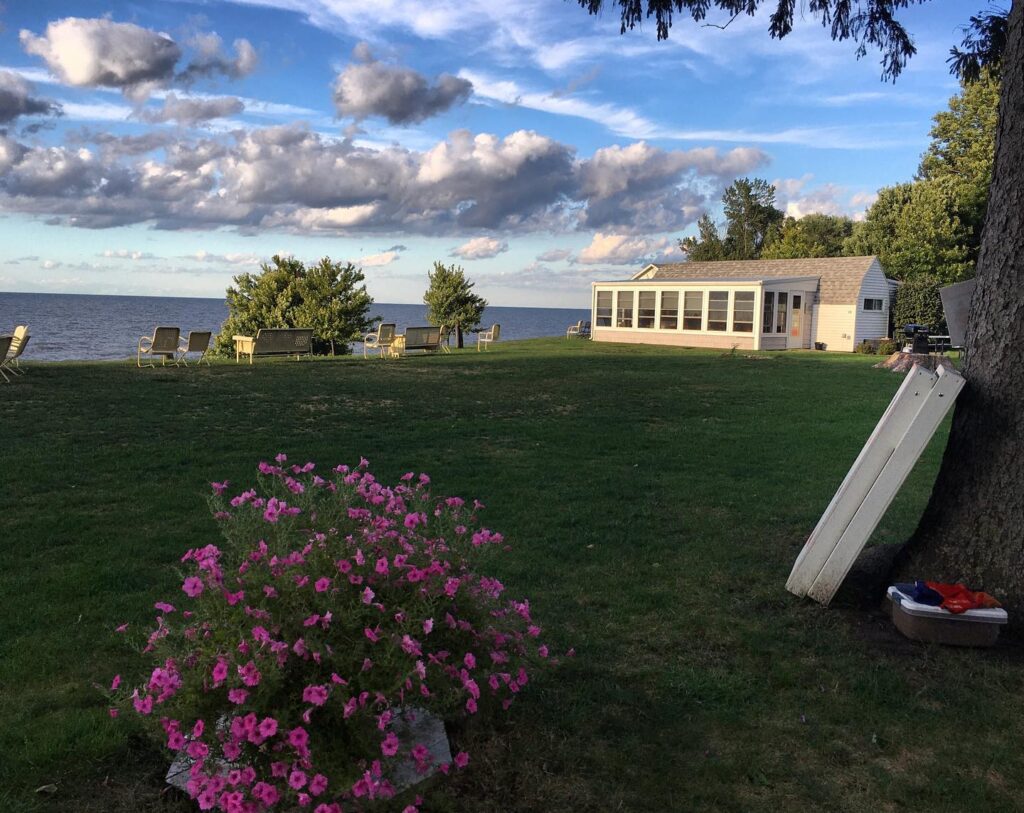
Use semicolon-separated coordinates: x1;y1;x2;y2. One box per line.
894;581;943;605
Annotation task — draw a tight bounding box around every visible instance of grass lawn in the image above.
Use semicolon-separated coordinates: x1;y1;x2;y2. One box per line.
2;339;1021;813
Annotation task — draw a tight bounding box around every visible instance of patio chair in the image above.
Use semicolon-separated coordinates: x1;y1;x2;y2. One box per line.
438;324;453;354
364;323;397;358
566;320;583;338
4;325;30;375
0;335;13;383
177;331;212;366
477;324;500;351
138;326;181;368
579;320;591;338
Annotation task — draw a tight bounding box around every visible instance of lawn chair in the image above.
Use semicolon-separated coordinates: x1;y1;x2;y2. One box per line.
0;335;13;383
566;320;583;338
477;324;500;351
138;326;181;368
177;331;212;366
364;323;397;358
438;324;453;354
579;320;591;338
4;325;30;375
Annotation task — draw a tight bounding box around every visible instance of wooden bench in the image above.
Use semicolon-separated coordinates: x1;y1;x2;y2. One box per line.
399;326;443;355
233;328;314;364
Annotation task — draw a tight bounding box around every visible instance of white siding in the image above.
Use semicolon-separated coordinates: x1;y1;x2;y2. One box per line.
854;259;891;343
813;303;856;352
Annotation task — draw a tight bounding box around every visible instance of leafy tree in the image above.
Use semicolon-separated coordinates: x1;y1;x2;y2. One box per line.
575;0;1024;624
762;214;855;259
917;70;999;263
423;261;487;349
843;182;973;284
678;212;726;260
679;178;783;261
891;275;947;333
215;255;376;356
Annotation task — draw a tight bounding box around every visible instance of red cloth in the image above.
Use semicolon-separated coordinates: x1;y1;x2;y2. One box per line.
924;581;1002;614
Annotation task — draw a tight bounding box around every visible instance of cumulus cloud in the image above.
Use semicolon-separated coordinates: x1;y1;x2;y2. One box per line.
575;233;675;265
142;93;244;125
773;174;865;219
333;43;472;124
450;236;508;260
0;70;62;124
536;248;571;262
356;250;403;267
187;250;263;265
176;33;258;84
20;18;181;97
101;249;155;260
0;123;768;237
19;18;255;100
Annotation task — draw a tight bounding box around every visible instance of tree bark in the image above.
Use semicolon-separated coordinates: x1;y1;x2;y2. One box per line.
895;0;1024;624
456;325;464;349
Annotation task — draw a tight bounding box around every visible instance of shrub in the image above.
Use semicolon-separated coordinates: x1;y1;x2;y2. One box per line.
891;274;950;334
878;339;899;356
855;340;878;354
110;457;553;811
215;256;377;356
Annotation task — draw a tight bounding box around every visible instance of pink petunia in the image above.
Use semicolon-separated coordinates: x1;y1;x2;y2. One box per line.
380;731;400;757
258;717;278;739
182;576;204;598
309;774;328;795
454;751;470;768
302;684;329;706
133;694;153;715
314;577;331;592
227;687;249;704
110;674;121;690
238;660;261;687
211;659;229;686
154;602;176;614
288;770;307;790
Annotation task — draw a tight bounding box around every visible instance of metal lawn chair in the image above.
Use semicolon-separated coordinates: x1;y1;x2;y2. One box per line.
477;324;500;351
3;325;30;375
0;335;13;383
177;331;212;366
138;326;181;368
363;323;397;358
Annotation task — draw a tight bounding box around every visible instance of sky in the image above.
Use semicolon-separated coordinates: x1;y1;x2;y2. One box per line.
0;0;975;307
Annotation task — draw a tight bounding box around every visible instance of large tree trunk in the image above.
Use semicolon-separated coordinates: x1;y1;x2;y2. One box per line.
895;0;1024;624
456;325;464;349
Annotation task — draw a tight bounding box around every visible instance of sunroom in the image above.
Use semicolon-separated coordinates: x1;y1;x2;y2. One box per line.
590;276;820;351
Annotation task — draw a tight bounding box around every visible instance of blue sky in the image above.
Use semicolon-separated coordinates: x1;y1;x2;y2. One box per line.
0;1;972;306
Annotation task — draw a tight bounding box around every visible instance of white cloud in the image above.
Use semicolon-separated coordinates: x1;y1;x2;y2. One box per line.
101;249;155;260
355;250;402;267
575;233;675;265
536;248;571;262
450;236;508;260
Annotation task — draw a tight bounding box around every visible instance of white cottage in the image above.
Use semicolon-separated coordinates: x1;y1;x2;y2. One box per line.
591;256;893;352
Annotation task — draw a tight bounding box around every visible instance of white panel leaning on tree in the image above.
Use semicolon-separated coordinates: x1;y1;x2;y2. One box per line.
787;363;966;605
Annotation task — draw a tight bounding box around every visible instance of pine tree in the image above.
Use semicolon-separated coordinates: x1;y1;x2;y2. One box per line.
423;262;487;349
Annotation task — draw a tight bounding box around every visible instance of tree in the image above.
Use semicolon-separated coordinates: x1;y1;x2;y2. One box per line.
423;261;487;349
679;178;783;261
576;1;1024;625
215;255;376;356
891;275;947;333
843;182;974;283
679;212;726;260
762;213;855;259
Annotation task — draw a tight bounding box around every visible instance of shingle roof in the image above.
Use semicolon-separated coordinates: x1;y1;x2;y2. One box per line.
644;256;880;306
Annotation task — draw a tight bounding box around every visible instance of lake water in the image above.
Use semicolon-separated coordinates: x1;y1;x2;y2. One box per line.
0;292;590;361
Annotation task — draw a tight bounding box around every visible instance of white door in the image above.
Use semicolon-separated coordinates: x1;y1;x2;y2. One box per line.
787;294;804;349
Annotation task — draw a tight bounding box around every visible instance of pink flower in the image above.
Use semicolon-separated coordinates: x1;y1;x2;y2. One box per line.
182;577;204;598
375;557;389;575
361;587;375;604
154;602;176;614
454;751;470;768
210;481;229;495
314;577;331;592
423;618;434;634
115;623;129;633
132;694;153;715
288;770;307;790
403;512;422;529
538;645;549;658
401;634;421;657
211;659;229;686
228;688;249;704
167;730;185;750
381;731;400;757
464;652;476;669
302;684;329;706
258;717;278;739
110;674;121;690
364;626;380;643
253;782;279;806
108;708;119;718
185;740;208;760
309;774;328;795
288;726;309;752
238;660;261;687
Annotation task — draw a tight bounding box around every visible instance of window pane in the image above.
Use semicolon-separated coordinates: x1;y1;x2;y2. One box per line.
638;290;656;328
732;291;754;333
863;298;883;311
708;290;728;331
762;292;774;333
683;291;703;330
775;292;788;333
596;291;612;326
660;291;678;329
616;291;633;328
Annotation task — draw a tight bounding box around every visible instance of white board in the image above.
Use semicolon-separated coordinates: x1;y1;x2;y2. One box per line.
787;364;964;604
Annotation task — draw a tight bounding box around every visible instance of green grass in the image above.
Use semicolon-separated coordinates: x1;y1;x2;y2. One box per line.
2;340;1021;812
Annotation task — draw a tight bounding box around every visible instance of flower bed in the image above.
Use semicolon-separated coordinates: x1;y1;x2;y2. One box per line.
110;456;552;812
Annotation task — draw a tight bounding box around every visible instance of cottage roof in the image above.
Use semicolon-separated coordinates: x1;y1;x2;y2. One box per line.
640;256;879;306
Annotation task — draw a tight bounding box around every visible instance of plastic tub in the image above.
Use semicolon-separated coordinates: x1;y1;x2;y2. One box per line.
886;586;1007;647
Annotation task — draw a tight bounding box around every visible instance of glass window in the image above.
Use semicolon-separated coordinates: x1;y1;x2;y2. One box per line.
660;291;678;330
637;291;656;328
683;291;703;330
775;292;788;333
863;298;883;311
708;291;729;331
596;291;612;327
616;291;633;328
791;295;803;337
762;292;775;333
732;291;754;332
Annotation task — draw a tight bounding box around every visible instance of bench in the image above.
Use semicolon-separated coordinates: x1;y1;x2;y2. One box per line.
233;328;314;364
399;326;443;355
